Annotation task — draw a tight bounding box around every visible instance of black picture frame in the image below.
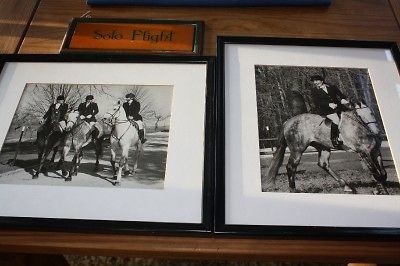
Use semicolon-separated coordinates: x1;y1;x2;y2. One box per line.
0;53;215;235
215;36;400;238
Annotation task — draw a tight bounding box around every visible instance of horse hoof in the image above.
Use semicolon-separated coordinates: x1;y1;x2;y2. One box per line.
373;189;388;195
65;177;72;182
32;174;39;179
113;182;121;186
344;186;355;194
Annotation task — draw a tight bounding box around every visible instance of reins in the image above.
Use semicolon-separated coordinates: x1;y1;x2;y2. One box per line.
107;105;137;144
342;109;378;136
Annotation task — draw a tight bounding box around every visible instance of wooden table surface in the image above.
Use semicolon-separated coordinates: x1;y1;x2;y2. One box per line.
0;230;399;263
19;0;400;55
0;0;39;53
1;0;400;263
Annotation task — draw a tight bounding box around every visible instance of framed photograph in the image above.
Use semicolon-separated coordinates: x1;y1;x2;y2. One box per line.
0;54;215;234
216;36;400;237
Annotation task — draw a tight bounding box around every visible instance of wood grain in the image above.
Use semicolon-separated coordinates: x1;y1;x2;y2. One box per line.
0;230;399;263
20;0;400;55
389;0;400;27
0;0;40;53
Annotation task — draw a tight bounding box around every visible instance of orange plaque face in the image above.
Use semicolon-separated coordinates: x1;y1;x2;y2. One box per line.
62;18;203;55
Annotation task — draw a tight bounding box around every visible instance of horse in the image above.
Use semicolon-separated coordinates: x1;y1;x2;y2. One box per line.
58;111;106;181
104;102;142;186
33;115;68;179
266;103;389;195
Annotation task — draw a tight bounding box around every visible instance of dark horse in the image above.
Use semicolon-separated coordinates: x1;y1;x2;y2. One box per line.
33;116;67;179
267;103;389;195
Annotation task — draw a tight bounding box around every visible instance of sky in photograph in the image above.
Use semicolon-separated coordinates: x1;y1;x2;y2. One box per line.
19;83;173;127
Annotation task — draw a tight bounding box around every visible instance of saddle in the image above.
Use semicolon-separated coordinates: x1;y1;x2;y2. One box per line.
128;119;140;131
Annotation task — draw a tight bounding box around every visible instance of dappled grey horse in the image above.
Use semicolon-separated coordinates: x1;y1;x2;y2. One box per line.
267;103;389;194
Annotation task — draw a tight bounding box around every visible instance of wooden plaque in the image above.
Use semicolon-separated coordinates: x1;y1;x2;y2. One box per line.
62;18;204;55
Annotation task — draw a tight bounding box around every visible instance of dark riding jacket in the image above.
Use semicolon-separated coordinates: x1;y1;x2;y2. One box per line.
312;84;348;116
43;103;68;123
123;100;142;121
78;102;99;122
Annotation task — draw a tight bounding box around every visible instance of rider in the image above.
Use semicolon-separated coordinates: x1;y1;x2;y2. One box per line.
310;75;350;148
78;95;99;138
41;95;68;133
123;93;146;143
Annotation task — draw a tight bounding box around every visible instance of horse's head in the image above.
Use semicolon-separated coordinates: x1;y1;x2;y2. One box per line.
65;111;80;131
104;101;127;125
354;102;380;135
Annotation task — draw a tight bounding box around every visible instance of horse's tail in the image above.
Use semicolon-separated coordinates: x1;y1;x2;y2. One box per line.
266;130;287;184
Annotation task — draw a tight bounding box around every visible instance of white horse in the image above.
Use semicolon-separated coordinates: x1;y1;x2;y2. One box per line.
104;102;143;186
58;111;107;181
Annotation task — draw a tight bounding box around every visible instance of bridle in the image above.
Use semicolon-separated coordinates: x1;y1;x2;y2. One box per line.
105;105;134;142
342;105;380;136
354;105;379;126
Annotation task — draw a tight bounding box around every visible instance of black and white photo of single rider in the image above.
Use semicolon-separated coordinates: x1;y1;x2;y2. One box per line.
123;93;147;144
40;95;69;133
310;75;351;148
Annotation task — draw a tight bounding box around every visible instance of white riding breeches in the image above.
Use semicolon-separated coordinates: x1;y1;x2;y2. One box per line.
327;113;340;125
135;120;144;130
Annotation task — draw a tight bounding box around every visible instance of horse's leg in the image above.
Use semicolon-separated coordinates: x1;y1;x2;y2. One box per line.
115;148;128;186
50;146;58;163
123;144;132;175
110;143;118;179
60;144;70;177
286;151;302;193
33;146;53;179
74;149;83;176
94;138;103;172
132;142;142;173
56;147;64;169
367;149;389;195
317;149;355;193
37;146;43;163
66;152;78;182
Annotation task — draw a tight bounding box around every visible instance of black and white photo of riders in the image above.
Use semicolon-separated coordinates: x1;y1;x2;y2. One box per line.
255;65;399;195
0;83;173;189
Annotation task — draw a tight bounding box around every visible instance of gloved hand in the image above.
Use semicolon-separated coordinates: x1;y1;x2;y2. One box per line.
341;99;349;104
329;103;337;109
86;115;92;119
80;115;85;119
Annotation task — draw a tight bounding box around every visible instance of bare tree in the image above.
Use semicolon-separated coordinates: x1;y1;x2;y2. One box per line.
151;109;170;132
12;84;83;130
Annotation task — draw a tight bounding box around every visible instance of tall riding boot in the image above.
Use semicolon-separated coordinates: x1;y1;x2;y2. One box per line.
139;129;147;144
91;127;99;140
331;123;343;149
